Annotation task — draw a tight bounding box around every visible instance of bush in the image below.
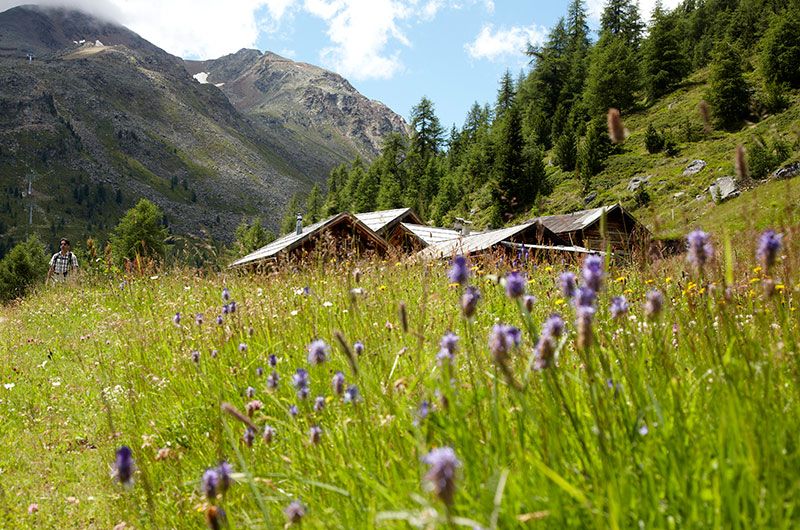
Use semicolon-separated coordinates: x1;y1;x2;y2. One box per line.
748;135;791;179
554;131;577;171
644;123;664;153
0;235;48;302
110;199;168;264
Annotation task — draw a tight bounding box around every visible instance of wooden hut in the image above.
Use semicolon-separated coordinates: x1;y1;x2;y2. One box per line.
354;208;425;252
536;204;648;255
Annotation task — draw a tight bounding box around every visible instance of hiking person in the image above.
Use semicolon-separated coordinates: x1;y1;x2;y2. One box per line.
47;238;79;284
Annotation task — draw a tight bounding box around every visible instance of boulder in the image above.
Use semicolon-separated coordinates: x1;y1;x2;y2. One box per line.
627;174;651;192
773;162;800;180
683;159;707;177
709;176;740;203
583;191;597;204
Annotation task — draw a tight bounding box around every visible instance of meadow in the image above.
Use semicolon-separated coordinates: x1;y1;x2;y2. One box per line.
1;225;799;529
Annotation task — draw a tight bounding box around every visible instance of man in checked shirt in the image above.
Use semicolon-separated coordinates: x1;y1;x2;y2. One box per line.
47;238;79;284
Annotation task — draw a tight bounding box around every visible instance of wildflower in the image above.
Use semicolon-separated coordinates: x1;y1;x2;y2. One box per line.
229;301;237;313
645;289;664;319
243;426;255;447
448;255;469;285
639;424;649;436
344;385;360;404
332;371;345;395
534;315;564;370
353;341;365;356
307;339;329;365
256;366;264;377
461;286;481;318
559;272;577;298
414;400;430;425
222;304;229;315
423;446;460;507
610;296;629;319
504;271;526;299
113;446;135;486
238;343;247;353
582;255;604;293
216;315;223;326
314;396;325;411
216;461;233;493
542;314;565;339
284;500;306;524
309;425;322;445
574;286;596;309
523;295;535;313
196;313;204;325
202;468;219;499
245;400;262;416
191;350;200;364
757;230;783;270
262;425;275;443
27;503;38;515
173;312;181;326
222;287;230;302
268;354;278;367
211;349;219;358
289;405;299;418
488;324;522;363
246;386;255;398
437;332;459;364
266;371;279;390
292;368;309;396
206;506;226;530
576;305;595;350
686;229;713;270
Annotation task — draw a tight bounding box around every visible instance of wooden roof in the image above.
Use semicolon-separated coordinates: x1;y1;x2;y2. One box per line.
416;221;566;260
354;208;424;236
536;204;644;235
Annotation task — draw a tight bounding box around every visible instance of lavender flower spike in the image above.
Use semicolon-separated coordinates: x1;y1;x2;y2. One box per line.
423;446;461;506
461;286;481;319
332;371;345;395
645;289;664;319
576;305;595;350
114;446;135;486
582;255;604;293
448;255;469;285
488;324;522;363
284;500;306;524
307;339;329;365
202;468;219;499
504;271;526;299
757;229;783;270
559;272;577;299
686;229;713;270
610;296;629;319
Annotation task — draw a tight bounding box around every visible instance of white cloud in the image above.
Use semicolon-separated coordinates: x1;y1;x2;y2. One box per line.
465;23;545;61
586;0;684;23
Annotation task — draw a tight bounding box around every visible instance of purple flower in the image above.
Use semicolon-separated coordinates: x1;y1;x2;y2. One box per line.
256;366;264;377
202;468;219;499
582;255;604;292
243;426;256;447
460;286;481;318
687;229;713;270
284;500;306;524
488;324;522;363
173;312;181;326
574;286;596;309
238;343;247;353
216;461;233;493
439;332;459;355
542;314;565;339
195;313;204;325
307;339;329;365
267;371;279;390
576;305;595;350
292;369;309;398
246;386;255;398
268;354;278;367
216;315;223;326
645;289;664;319
191;350;200;364
114;446;135;486
314;396;326;411
222;304;229;315
504;271;526;299
559;272;577;298
344;385;360;404
332;371;345;395
245;400;262;416
262;425;275;443
757;230;783;270
229;301;237;313
448;255;469;285
289;404;299;418
211;349;219;358
222;287;230;302
309;425;322;445
423;447;460;506
415;400;430;425
523;295;536;313
353;341;365;356
534;335;556;370
610;296;629;319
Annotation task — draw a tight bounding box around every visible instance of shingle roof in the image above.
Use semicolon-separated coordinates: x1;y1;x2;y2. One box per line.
537;205;620;234
400;223;464;246
229;212;385;267
354;208;423;235
416;221;562;260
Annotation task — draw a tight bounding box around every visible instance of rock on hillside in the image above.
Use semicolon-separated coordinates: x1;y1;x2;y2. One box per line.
185;49;409;166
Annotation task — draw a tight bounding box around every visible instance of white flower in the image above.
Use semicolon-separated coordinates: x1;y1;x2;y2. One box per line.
3;383;14;390
322;301;333;307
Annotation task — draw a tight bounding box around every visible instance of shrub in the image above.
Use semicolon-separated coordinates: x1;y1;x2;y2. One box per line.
644;123;664;153
554;131;577;171
110;199;168;264
0;235;48;302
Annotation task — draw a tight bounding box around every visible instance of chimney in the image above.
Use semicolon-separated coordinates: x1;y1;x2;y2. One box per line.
295;213;303;235
455;217;472;236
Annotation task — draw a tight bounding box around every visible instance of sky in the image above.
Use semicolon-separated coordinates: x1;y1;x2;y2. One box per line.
2;0;681;129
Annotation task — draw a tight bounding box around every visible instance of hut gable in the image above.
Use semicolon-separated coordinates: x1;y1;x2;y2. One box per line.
537;204;648;254
354;208;424;237
230;212;387;268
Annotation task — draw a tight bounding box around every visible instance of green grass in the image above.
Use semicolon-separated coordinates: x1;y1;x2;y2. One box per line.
1;228;800;528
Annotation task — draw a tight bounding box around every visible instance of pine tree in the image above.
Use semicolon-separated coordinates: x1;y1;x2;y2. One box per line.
305;184;323;223
706;40;750;129
554;129;578;171
323;163;348;215
280;194;302;234
409;97;445;159
583;34;639;116
496;70;516;119
642;4;688;100
760;10;800;87
353;166;380;213
600;0;644;48
492;105;539;218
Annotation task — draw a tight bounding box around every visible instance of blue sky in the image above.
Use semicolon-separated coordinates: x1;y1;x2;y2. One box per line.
4;0;678;128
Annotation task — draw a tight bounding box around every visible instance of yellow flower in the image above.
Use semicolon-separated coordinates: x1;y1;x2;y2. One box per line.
554;299;565;306
379;285;387;291
615;276;626;283
665;277;672;284
544;266;553;273
776;284;785;291
645;279;654;285
749;277;760;284
753;266;763;274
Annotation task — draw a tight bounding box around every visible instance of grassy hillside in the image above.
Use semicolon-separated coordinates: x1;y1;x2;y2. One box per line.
1;225;799;528
541;68;800;238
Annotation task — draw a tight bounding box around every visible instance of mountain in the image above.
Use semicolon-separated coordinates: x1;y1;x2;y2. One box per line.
0;5;407;255
185;49;409;178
